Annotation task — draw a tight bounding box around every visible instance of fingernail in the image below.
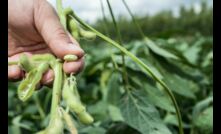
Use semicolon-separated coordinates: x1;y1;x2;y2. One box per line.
68;43;84;52
45;77;53;85
68;43;85;58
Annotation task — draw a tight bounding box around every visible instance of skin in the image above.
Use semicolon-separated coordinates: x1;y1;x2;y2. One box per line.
8;0;85;85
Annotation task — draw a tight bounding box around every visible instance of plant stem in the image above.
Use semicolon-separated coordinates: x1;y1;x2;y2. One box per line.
60;107;78;134
106;0;129;89
99;0;109;36
49;61;63;123
122;0;184;133
34;93;46;119
56;0;67;30
69;13;184;134
122;0;145;38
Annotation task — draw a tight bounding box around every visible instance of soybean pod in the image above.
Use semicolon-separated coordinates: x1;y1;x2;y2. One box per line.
79;28;96;40
68;19;80;40
78;111;94;125
19;54;35;72
18;63;49;101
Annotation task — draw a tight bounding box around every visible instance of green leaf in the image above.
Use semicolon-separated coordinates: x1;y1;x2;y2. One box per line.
163;73;196;99
79;126;106;134
8;125;21;134
144;37;179;60
106;122;140;134
193;106;213;134
108;104;124;122
115;56;163;79
143;83;175;112
12;115;34;131
183;38;205;65
192;96;213;119
163;113;190;128
107;72;122;105
88;101;108;121
120;90;172;134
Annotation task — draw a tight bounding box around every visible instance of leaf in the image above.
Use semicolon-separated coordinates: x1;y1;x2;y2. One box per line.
108;104;124;122
143;83;175;112
8;125;21;134
79;126;106;134
163;113;190;128
106;72;122;105
163;73;196;99
106;122;140;134
183;38;205;65
88;101;108;121
192;96;213;119
18;63;49;102
144;37;179;60
120;90;172;134
193;106;213;134
140;58;164;79
115;56;163;79
12;115;34;131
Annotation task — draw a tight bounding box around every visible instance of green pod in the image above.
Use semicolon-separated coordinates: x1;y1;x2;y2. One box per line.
78;111;94;125
31;54;56;62
18;63;49;101
62;77;85;114
64;54;78;62
67;98;85;114
68;19;80;40
62;82;85;114
19;54;35;72
71;31;79;41
79;28;96;40
62;78;74;100
63;7;73;16
68;19;78;32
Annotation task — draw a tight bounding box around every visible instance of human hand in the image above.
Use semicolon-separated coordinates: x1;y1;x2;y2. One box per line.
8;0;84;85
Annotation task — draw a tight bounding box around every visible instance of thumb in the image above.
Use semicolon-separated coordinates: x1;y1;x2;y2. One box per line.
34;0;84;59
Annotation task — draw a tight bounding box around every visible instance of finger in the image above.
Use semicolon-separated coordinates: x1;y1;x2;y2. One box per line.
8;65;24;80
34;0;84;59
68;33;80;47
8;54;28;80
40;69;54;86
63;57;84;74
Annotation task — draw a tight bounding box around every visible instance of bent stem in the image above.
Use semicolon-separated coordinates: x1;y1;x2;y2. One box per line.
69;13;184;134
122;0;184;133
34;94;46;119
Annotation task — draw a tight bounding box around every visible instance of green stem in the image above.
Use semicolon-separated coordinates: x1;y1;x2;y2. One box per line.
99;0;110;36
122;0;184;133
49;61;63;123
122;0;145;38
106;0;129;89
56;0;67;30
34;93;46;119
60;107;78;134
69;13;184;134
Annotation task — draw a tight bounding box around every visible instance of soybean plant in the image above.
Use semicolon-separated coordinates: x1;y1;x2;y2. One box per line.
8;0;184;134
